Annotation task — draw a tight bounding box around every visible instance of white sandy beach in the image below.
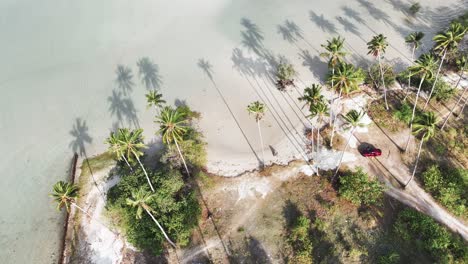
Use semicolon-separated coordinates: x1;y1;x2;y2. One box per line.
0;0;467;263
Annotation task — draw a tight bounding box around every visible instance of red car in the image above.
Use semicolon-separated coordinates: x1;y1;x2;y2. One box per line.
362;146;382;157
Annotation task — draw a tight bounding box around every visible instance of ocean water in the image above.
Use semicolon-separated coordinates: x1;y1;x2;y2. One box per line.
0;0;464;263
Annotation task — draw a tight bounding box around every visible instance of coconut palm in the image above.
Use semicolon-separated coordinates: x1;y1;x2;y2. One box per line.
146;90;166;114
126;188;176;248
424;22;467;110
309;101;329;154
333;110;367;180
367;34;389;110
50;181;93;218
405;32;425;92
105;131;133;170
328;63;363;97
247;101;267;166
320;36;347;90
404;112;437;188
299;84;324;109
119;128;154;192
404;54;437;152
156;107;190;175
441;54;468;129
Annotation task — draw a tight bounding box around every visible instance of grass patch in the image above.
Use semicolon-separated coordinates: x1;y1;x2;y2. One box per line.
79;151;115;180
368;99;406;132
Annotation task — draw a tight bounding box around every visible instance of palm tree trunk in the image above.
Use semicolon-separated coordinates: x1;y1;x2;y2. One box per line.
456;93;467;119
423;49;447;110
174;140;190;176
405;76;425;152
407;45;416;94
133;152;155;192
330;88;342;147
378;51;389;110
121;154;133;171
441;80;467;130
404;134;425;188
144;208;177;248
333;127;355;181
331;67;335;97
257;120;266;167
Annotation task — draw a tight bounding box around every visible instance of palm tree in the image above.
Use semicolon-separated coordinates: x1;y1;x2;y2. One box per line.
441;54;468;129
328;63;363;147
126;188;176;248
247;101;267;166
320;36;347;91
146;90;166;114
119;128;155;192
298;84;324;109
367;34;389;110
403;112;437;188
333;110;366;180
424;22;467;110
309;101;329;154
50;181;93;218
404;54;437;152
156;107;190;175
105;131;132;170
405;32;425;92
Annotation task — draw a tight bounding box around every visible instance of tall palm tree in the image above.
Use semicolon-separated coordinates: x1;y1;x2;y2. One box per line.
156;107;190;175
441;54;468;129
309;101;329;154
105;131;132;170
298;84;324;109
333;110;367;180
404;112;437;188
367;34;389;110
146;90;166;114
321;36;347;91
126;188;176;248
424;22;467;110
404;54;437;152
328;63;363;147
405;32;425;92
247;101;267;166
50;181;92;218
119;128;154;192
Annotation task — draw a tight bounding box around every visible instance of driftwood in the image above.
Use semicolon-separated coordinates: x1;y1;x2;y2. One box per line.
276;79;295;91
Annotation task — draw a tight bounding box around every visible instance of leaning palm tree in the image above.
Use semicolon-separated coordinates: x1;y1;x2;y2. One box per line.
333;110;366;180
51;181;95;219
309;101;329;154
105;131;132;170
404;54;437;152
320;36;347;90
247;101;267;166
328;63;363;147
424;22;467;110
298;84;324;109
441;54;468;129
126;188;176;248
405;32;425;92
146;90;166;114
119;128;154;192
404;112;437;188
156;107;190;175
367;34;389;110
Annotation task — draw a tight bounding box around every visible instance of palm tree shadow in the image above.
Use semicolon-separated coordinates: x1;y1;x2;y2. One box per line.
107;89;140;129
299;50;328;82
277;20;302;44
309;11;338;34
137;57;163;90
115;65;134;95
240;18;265;54
197;58;262;167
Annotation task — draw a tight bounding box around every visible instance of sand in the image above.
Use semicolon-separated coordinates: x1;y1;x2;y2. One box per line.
1;0;467;263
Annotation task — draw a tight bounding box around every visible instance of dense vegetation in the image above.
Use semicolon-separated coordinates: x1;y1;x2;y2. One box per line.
339;168;385;206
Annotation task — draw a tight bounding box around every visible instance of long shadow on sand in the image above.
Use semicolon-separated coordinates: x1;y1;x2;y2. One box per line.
115;64;135;95
107;89;140;129
137;57;163;90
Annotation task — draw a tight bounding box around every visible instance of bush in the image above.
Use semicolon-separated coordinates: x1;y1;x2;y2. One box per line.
394;209;467;262
107;167;201;255
409;3;421;15
433;80;456;102
393;102;412;124
339;168;384;206
288;216;313;263
421;165;467;216
365;63;396;90
378;252;400;264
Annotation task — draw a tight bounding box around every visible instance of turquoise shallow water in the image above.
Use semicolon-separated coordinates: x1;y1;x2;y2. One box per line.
0;0;465;263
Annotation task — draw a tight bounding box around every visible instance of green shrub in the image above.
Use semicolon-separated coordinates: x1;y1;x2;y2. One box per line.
339;168;385;206
365;63;396;90
378;252;400;264
394;209;467;262
409;3;421;15
277;63;296;81
288;216;313;263
433;80;456;102
107;167;201;255
393;102;412;124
